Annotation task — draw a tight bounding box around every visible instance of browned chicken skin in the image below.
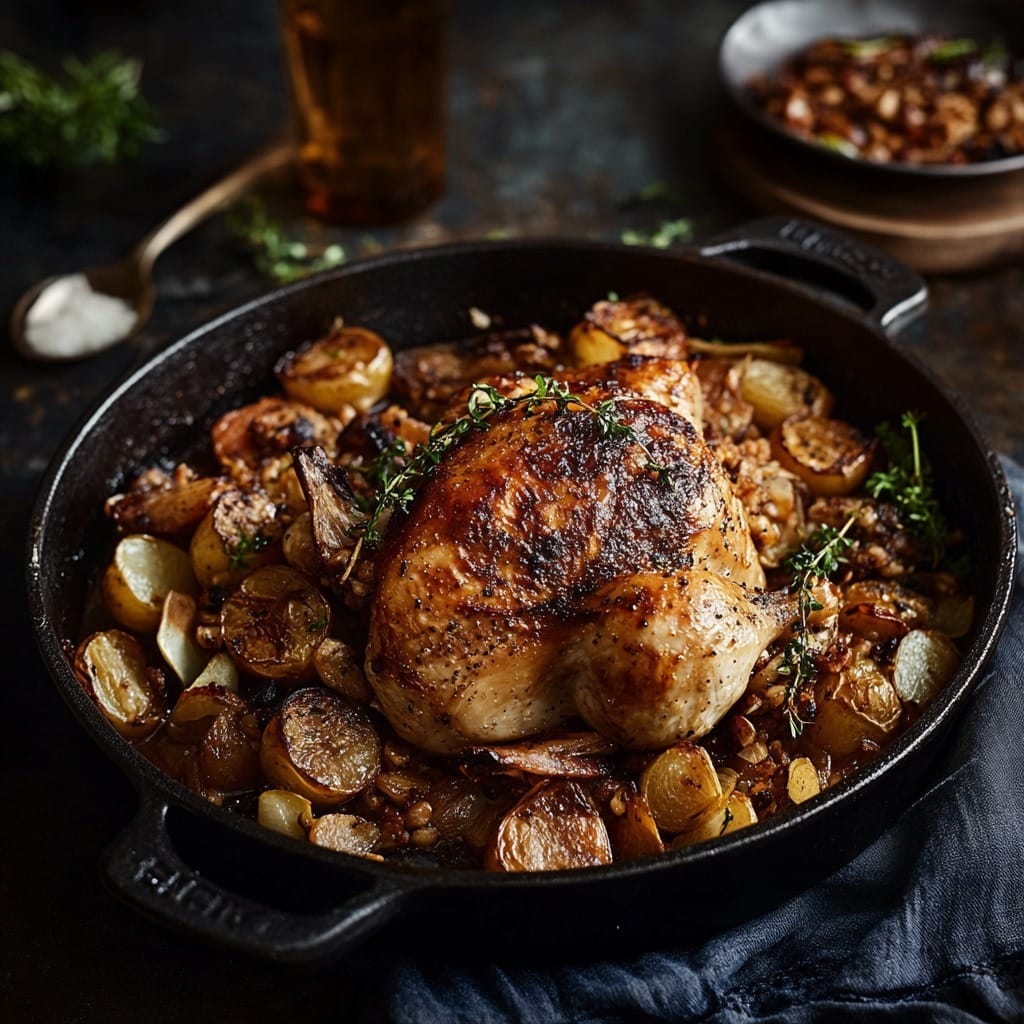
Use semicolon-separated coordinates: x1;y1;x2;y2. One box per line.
365;358;791;753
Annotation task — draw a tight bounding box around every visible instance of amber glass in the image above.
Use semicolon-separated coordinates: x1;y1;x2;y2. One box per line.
278;0;447;225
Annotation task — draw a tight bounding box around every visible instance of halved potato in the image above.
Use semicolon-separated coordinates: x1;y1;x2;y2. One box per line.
640;742;723;835
166;684;246;744
486;779;612;872
276;324;394;415
771;415;874;497
569;294;687;365
74;629;166;739
893;630;961;705
807;661;903;758
220;565;330;682
198;705;263;793
190;490;282;589
260;688;381;806
313;637;372;703
739;359;833;429
102;534;198;633
281;511;321;576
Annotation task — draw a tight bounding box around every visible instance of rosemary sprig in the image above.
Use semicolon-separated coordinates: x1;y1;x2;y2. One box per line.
779;516;857;737
349;375;673;564
865;411;948;567
0;50;160;168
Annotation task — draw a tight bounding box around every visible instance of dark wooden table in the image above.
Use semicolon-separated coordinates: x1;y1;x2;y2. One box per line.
2;2;1021;1020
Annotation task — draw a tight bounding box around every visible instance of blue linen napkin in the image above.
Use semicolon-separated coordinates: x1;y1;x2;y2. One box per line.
362;457;1024;1024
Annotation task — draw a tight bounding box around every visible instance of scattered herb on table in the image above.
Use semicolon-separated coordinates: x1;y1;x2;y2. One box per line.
621;218;694;248
227;199;346;283
0;50;160;168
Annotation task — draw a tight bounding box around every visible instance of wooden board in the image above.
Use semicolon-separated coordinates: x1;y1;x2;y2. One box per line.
715;109;1024;274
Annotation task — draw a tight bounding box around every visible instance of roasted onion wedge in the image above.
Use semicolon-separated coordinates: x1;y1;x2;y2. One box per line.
486;779;613;872
275;324;394;415
220;565;330;682
260;688;381;806
106;474;228;538
771;415;874;497
74;629;166;739
258;789;314;840
671;788;758;847
603;786;665;862
462;732;618;780
156;590;206;685
640;742;723;835
102;533;198;633
893;629;961;705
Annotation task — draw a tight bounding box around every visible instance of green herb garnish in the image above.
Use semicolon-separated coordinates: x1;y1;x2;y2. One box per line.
779;516;857;737
928;38;978;63
839;36;899;59
866;411;948;567
228;529;271;572
0;50;160;168
817;133;859;159
344;375;674;575
621;218;694;249
228;200;346;283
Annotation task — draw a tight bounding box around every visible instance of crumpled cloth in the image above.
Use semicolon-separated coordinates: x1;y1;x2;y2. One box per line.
359;458;1023;1024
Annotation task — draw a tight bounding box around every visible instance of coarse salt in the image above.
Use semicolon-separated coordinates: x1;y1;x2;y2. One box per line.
24;274;137;359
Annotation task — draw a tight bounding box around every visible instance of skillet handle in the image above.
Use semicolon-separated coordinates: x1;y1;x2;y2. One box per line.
699;216;927;333
101;797;408;963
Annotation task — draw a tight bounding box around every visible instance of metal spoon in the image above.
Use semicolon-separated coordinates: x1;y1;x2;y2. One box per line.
10;141;293;362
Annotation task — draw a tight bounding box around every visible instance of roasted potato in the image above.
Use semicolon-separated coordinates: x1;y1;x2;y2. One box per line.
102;533;198;633
190;490;283;589
771;415;875;496
739;358;833;429
260;688;381;807
275;323;394;416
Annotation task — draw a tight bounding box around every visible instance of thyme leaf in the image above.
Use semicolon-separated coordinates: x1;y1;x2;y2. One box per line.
349;375;674;565
779;516;857;737
865;411;948;567
228;528;271;572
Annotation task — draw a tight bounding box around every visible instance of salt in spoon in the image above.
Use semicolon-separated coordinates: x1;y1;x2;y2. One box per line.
10;141;293;363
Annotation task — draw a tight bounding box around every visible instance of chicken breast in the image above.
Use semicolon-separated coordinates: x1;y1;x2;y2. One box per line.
365;358;787;753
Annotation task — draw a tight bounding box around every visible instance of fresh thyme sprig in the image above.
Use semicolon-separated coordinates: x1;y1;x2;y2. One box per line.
0;50;160;168
344;375;674;574
779;515;857;737
227;199;346;283
865;411;948;568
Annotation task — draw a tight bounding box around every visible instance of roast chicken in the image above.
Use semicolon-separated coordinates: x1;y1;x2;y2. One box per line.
365;356;797;753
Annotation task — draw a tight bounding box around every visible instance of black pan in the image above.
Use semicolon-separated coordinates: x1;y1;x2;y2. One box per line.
28;219;1017;964
719;0;1024;179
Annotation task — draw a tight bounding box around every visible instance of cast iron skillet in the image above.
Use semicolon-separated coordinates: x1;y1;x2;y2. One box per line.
28;218;1016;964
719;0;1024;179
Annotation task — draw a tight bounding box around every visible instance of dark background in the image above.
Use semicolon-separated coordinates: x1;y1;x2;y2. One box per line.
1;1;1022;1021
